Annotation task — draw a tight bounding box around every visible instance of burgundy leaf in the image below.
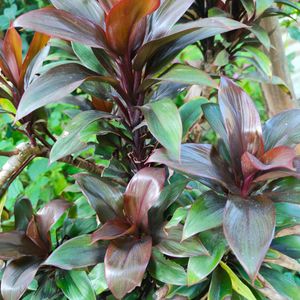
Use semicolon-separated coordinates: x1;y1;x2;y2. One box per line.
148;144;235;192
124;168;165;229
14;7;106;48
105;236;152;299
92;219;133;242
219;77;264;180
14;198;33;232
254;169;300;183
0;232;44;260
1;256;44;300
241;146;296;179
223;195;275;281
35;200;71;248
26;217;49;253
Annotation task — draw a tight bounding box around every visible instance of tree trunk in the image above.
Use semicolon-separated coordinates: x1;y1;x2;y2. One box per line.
260;16;297;116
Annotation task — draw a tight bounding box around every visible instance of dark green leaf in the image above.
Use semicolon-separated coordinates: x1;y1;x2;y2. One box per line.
14;198;33;231
141;98;182;160
223;195;275;280
272;235;300;259
44;235;105;269
256;0;274;16
209;267;232;300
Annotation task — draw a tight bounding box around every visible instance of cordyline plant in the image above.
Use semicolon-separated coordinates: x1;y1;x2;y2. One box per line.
149;77;300;282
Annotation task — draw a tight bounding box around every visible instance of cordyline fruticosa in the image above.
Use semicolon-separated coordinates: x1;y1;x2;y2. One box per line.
12;0;248;170
149;77;300;281
0;28;49;143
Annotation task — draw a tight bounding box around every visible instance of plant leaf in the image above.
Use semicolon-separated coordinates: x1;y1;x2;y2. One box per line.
141;98;182;160
75;174;123;223
105;0;160;55
263;109;300;151
256;0;274;16
14;198;33;231
105;237;152;299
156;225;208;258
218;77;264;178
14;7;106;48
208;267;232;300
1;256;44;300
183;191;227;240
124;167;165;229
44;235;105;270
223;195;275;280
50;110;115;163
149;248;187;285
56;270;96;300
50;0;104;24
88;264;107;295
272;235;300;259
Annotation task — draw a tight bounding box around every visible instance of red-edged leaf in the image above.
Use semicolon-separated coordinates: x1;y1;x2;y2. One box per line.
1;256;44;300
105;237;152;299
223;195;275;281
20;32;50;87
254;169;300;183
2;27;22;85
148;144;236;192
241;146;296;179
35;200;71;248
14;7;106;48
105;0;160;55
124;168;165;229
263;109;300;150
219;77;264;180
0;232;44;260
92;219;133;242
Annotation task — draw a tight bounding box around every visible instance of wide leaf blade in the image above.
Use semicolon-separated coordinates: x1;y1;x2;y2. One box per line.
105;237;152;299
14;198;33;231
223;195;275;280
141;98;182;160
14;7;106;48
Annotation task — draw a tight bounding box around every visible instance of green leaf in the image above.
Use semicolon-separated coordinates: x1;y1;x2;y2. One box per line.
44;235;105;270
272;235;300;259
208;267;232;300
240;0;255;19
72;42;104;74
157;64;218;88
56;270;96;300
256;0;274;16
141;98;182;160
179;98;208;138
50;110;114;163
183;191;226;240
250;24;271;50
187;230;227;285
220;262;256;300
88;264;107;295
149;249;187;285
223;195;275;280
165;207;188;229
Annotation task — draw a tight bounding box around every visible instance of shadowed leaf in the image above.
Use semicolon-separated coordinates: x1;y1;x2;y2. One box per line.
14;198;33;231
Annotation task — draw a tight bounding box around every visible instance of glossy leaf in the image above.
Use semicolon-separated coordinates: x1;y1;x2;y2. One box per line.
219;77;264;178
105;0;160;55
50;110;114;162
50;0;104;24
89;263;107;295
35;199;71;247
56;270;96;300
124;167;165;229
141;99;182;160
220;262;256;300
75;174;123;223
0;231;44;260
105;237;152;299
14;7;106;48
209;267;232;300
223;195;275;280
180;97;208;138
44;235;105;269
272;235;300;259
187;229;227;285
16;63;93;120
1;256;44;300
183;191;226;240
148;144;234;191
149;249;187;285
263;109;300;150
157;64;218;89
156;225;208;258
14;198;33;231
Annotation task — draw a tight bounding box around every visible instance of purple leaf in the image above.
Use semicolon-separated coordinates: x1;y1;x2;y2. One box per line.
124;168;165;230
105;237;152;299
223;195;275;281
218;77;264;180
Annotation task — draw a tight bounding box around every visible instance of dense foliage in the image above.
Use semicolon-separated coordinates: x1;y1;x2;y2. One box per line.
0;0;300;299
